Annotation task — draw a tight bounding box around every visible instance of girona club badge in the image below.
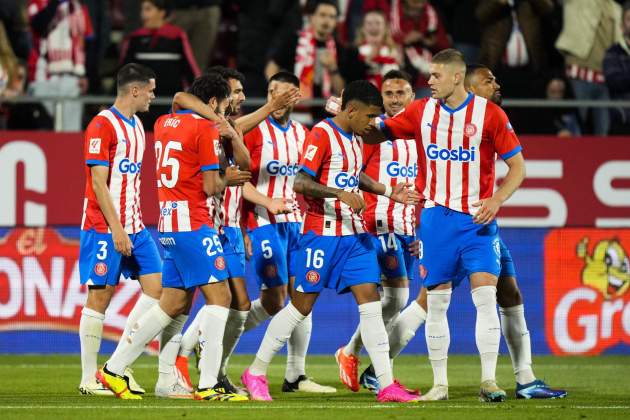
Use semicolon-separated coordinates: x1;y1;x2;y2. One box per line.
214;256;226;270
464;123;477;137
94;262;108;276
306;270;320;284
545;229;630;355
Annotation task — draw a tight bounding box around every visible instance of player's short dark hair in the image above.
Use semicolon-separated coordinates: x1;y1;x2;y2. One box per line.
269;71;300;88
142;0;170;13
188;73;231;104
206;65;245;85
305;0;339;15
432;48;466;71
382;69;413;85
341;80;383;110
464;63;489;85
116;63;156;92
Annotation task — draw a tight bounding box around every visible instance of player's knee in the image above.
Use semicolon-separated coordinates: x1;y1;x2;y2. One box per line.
261;297;285;315
86;287;114;312
231;295;251;311
497;279;523;308
140;278;162;300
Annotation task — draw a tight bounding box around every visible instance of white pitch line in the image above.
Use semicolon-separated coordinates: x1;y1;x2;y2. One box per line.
0;405;628;410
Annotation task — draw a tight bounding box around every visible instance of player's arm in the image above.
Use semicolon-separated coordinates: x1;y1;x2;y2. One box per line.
90;166;132;256
172;92;222;123
364;100;423;144
294;171;365;212
235;88;301;135
359;172;420;205
242;182;292;215
220;118;251;171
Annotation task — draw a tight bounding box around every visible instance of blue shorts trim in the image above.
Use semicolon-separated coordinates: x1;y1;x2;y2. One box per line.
293;232;380;294
418;206;501;289
371;233;417;281
249;222;301;289
79;228;162;286
220;226;246;279
159;225;229;289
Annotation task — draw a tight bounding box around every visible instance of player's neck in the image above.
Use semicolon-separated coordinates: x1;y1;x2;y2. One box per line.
442;87;470;110
330;115;353;137
112;98;136;121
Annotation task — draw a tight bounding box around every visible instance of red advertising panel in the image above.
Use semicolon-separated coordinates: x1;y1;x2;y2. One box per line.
545;229;630;355
1;132;629;227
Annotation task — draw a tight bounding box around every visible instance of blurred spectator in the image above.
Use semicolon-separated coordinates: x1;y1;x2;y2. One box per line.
603;0;630;135
27;0;93;132
355;9;401;88
337;0;364;47
537;77;581;136
236;0;301;98
267;0;363;100
476;0;553;102
434;0;481;63
386;0;450;94
170;0;221;71
120;0;200;96
556;0;622;135
83;0;109;94
0;0;31;62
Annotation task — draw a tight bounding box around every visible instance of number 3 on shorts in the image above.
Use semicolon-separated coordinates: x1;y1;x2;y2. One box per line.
305;248;324;269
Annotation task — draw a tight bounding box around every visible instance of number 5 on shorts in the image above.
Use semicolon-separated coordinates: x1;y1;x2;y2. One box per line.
305;248;324;269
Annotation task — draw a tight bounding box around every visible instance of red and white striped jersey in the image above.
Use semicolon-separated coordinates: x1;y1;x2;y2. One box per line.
154;110;220;232
380;93;522;215
243;117;308;229
213;185;242;229
82;107;145;234
299;118;365;236
362;136;418;236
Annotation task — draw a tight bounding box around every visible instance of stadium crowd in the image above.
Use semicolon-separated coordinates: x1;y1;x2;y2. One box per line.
0;0;629;134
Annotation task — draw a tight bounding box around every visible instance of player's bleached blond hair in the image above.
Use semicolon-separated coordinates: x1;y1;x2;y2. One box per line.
432;49;467;73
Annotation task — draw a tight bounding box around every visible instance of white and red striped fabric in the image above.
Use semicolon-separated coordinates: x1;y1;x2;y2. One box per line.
299;118;366;236
243;117;308;229
380;94;522;215
362;136;417;236
82;107;145;234
154;111;221;233
566;64;605;84
213;185;242;229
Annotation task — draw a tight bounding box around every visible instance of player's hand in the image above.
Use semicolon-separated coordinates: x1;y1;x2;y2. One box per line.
269;86;301;111
112;227;133;257
218;117;239;141
390;183;421;205
267;197;293;215
325;96;342;115
471;196;502;224
225;165;252;186
408;239;421;257
243;232;253;260
337;191;366;213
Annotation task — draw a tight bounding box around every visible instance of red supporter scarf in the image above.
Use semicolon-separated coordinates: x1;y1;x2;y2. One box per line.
294;28;337;99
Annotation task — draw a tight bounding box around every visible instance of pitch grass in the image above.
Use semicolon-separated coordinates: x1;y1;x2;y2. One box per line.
0;354;628;420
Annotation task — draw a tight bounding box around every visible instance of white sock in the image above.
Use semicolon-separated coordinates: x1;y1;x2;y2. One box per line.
472;286;501;383
244;298;271;332
250;302;306;376
110;294;159;361
500;304;535;384
388;300;427;359
79;307;105;384
425;289;451;386
344;287;409;357
159;315;188;375
286;312;312;382
359;301;393;389
106;305;173;376
219;309;249;378
179;306;206;358
198;305;229;389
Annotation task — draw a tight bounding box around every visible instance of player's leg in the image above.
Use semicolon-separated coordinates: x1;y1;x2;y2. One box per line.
242;290;319;401
496;241;566;399
343;233;410;358
341;233;418;402
78;229;122;395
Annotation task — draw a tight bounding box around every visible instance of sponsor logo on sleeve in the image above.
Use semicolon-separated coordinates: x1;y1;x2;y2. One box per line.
89;138;101;154
305;145;318;161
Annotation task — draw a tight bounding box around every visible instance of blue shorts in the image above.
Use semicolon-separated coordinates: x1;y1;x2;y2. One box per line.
79;228;161;286
418;205;501;289
159;225;229;289
371;233;417;281
293;232;380;294
219;226;246;279
249;222;301;289
499;238;516;278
